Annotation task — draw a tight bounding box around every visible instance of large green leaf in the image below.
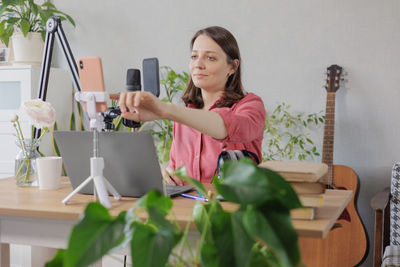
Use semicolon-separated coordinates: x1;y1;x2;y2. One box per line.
130;206;182;267
200;241;220;267
45;249;65;267
64;202;128;267
135;189;172;216
247;244;280;267
208;205;235;267
243;205;300;267
216;159;301;210
20;19;30;36
192;201;213;242
231;210;256;266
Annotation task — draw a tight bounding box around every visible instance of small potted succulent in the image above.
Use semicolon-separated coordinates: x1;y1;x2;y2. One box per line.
0;0;75;64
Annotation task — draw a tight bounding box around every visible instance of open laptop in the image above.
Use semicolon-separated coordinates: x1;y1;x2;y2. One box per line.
53;131;193;197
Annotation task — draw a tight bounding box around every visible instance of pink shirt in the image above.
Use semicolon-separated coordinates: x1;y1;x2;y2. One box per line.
168;93;266;183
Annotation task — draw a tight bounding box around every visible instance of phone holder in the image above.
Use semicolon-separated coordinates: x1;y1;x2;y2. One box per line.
62;91;121;208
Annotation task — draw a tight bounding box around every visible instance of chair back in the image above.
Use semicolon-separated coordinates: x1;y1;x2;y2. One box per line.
391;163;400;245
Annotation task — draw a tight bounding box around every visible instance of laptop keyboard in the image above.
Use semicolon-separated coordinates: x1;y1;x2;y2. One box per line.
165;185;194;197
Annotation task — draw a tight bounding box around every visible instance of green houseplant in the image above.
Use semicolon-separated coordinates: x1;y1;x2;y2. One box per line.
46;158;303;267
0;0;75;47
263;102;325;161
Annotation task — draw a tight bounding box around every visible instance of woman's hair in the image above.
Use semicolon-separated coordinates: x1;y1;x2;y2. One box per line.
182;26;245;108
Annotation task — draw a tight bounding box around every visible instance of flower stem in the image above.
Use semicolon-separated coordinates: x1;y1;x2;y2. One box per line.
24;157;31;183
16;119;26;151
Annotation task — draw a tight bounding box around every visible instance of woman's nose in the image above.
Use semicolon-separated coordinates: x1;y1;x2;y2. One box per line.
193;58;205;69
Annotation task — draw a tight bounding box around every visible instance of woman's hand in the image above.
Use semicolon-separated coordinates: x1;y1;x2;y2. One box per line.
162;167;184;186
119;91;167;122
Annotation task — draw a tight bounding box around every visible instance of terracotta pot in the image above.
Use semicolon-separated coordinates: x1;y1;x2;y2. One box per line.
11;32;44;65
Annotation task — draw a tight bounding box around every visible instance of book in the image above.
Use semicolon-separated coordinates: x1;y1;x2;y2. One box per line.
290;182;325;194
259;161;328;182
298;194;324;207
291;207;315;220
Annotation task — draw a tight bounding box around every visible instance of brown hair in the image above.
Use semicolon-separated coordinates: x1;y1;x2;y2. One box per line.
182;26;245;108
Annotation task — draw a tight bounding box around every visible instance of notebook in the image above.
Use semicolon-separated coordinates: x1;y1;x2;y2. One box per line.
53;131;193;197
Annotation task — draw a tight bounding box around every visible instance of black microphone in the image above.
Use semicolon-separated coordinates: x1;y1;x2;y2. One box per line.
122;69;141;128
126;69;141;92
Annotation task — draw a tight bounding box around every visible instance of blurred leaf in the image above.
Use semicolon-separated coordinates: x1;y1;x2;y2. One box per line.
135;190;172;216
45;249;66;267
216;159;301;210
64;202;128;267
174;167;207;196
243;205;300;267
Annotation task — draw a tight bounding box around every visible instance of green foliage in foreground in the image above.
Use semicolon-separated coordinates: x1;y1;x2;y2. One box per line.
46;159;302;267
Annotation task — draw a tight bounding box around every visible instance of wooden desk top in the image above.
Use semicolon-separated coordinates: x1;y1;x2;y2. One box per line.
0;177;351;238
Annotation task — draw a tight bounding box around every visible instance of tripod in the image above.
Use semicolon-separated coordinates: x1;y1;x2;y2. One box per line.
62;92;121;208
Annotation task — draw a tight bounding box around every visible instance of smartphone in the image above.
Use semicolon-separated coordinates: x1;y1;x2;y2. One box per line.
78;56;108;113
142;57;160;97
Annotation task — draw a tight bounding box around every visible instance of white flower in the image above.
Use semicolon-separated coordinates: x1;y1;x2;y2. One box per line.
22;99;56;129
10;113;18;123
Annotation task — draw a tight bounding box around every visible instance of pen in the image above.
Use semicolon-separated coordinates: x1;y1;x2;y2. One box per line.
180;193;208;202
195;189;205;198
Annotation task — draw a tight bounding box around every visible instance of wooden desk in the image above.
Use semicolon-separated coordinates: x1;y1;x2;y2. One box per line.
0;177;352;266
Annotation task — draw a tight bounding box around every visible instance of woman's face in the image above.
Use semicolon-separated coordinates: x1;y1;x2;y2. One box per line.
189;34;235;93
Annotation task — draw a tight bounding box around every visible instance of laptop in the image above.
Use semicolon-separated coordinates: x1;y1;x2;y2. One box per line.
53;131;193;197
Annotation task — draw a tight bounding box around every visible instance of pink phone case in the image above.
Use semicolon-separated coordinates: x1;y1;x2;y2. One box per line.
78;57;108;113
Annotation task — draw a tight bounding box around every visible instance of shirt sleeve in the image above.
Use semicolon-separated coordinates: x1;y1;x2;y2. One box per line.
212;94;266;144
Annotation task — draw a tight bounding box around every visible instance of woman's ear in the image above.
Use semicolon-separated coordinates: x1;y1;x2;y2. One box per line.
231;59;240;74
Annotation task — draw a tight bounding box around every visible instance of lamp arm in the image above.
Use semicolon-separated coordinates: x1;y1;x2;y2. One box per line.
34;16;88;140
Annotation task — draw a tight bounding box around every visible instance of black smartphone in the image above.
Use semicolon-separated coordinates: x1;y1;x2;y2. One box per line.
142;58;160;97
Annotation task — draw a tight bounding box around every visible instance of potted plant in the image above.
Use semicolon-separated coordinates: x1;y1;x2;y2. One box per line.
45;158;303;267
0;0;75;64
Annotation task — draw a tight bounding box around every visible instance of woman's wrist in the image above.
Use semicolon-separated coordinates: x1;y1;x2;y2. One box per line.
162;102;175;120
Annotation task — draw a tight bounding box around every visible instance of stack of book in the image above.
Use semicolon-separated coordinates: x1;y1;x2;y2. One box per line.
259;161;328;220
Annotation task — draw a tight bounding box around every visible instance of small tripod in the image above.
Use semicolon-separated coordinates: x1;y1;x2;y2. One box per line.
62;92;121;208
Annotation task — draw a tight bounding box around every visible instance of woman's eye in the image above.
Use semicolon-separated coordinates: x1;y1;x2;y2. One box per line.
208;57;216;61
191;55;197;60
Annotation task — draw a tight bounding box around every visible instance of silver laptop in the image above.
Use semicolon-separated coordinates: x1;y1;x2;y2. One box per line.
53;131;193;197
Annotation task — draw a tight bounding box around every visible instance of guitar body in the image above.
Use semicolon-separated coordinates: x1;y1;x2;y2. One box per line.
299;165;368;267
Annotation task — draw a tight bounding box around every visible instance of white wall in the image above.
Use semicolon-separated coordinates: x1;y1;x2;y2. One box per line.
53;0;400;265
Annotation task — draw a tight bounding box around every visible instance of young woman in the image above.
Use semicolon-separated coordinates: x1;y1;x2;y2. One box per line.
119;26;266;184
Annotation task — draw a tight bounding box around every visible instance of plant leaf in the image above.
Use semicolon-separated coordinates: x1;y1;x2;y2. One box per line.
135;189;172;216
243;205;301;267
45;249;66;267
216;159;301;210
20;19;30;36
174;167;207;197
64;202;127;267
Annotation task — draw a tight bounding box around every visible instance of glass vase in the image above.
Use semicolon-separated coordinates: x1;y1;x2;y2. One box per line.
14;139;40;187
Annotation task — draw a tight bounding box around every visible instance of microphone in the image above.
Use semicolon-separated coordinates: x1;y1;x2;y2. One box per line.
122;69;141;128
126;69;141;92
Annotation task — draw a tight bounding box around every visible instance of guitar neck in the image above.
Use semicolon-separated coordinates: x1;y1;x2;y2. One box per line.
322;92;336;185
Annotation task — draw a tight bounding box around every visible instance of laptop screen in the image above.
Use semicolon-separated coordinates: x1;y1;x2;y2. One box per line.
54;131;165;197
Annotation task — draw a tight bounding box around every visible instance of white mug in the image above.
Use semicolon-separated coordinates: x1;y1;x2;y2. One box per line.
36;156;62;190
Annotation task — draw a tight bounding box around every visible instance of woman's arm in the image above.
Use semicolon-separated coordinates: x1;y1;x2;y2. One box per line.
119;91;228;139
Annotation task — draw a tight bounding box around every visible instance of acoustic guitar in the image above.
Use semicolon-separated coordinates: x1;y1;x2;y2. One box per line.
298;65;368;266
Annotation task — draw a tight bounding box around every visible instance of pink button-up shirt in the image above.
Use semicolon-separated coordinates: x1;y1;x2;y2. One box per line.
168;93;266;183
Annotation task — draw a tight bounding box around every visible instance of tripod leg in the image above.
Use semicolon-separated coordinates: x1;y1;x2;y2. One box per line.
62;176;93;204
93;175;111;208
103;178;121;200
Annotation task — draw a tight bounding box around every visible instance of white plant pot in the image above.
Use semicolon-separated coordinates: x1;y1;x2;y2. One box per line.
11;32;44;66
